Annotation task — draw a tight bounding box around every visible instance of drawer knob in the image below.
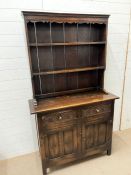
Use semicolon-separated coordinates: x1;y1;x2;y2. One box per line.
96;109;100;113
59;116;62;120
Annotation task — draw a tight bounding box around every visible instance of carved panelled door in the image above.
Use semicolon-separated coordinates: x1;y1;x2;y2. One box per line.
38;110;81;162
43;123;81;160
81;112;113;153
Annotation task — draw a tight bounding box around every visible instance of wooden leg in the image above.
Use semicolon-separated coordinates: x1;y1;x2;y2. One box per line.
42;168;47;175
43;168;47;175
42;161;47;175
107;146;111;156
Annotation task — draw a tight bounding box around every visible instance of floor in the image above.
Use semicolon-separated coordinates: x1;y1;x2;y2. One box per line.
1;128;131;175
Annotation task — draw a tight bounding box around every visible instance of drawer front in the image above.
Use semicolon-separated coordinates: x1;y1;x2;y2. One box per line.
39;109;79;132
81;102;112;118
41;109;78;123
83;112;112;125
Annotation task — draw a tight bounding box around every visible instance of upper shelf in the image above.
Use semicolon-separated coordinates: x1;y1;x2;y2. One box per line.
29;41;106;47
33;66;105;76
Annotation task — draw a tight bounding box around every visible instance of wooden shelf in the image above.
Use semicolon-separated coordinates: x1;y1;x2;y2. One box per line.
33;66;105;76
29;41;106;47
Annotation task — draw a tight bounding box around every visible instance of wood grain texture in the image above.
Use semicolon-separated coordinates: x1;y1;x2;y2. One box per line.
29;90;118;114
23;11;109;24
64;129;73;154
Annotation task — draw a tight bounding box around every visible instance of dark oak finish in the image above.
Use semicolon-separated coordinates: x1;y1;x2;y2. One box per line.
29;90;118;114
23;11;118;175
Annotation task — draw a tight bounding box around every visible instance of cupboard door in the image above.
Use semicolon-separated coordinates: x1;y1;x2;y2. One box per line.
44;124;81;160
81;113;113;153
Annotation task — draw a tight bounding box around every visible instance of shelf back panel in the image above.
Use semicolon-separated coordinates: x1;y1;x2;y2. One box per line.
33;70;104;98
30;44;105;73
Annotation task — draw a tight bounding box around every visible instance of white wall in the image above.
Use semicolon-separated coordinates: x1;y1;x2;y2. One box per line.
121;12;131;130
0;0;130;160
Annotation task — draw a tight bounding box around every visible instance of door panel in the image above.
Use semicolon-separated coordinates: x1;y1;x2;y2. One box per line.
82;114;112;153
85;125;94;148
94;124;99;146
43;124;81;160
48;133;60;159
64;129;73;155
98;123;107;145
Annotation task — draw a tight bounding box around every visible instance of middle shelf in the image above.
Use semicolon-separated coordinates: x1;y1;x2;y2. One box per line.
29;41;106;47
33;66;105;76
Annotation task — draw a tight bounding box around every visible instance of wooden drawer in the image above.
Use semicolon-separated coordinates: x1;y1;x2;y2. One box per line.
41;109;78;123
39;109;79;132
81;102;112;117
83;112;112;125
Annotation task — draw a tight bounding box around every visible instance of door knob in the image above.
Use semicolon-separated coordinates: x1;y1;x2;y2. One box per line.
59;116;62;120
96;109;100;112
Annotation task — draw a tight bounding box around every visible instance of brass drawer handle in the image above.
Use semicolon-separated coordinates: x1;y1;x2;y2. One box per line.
96;109;100;113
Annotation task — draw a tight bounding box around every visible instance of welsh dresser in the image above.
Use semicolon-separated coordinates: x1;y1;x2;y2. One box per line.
23;11;118;174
